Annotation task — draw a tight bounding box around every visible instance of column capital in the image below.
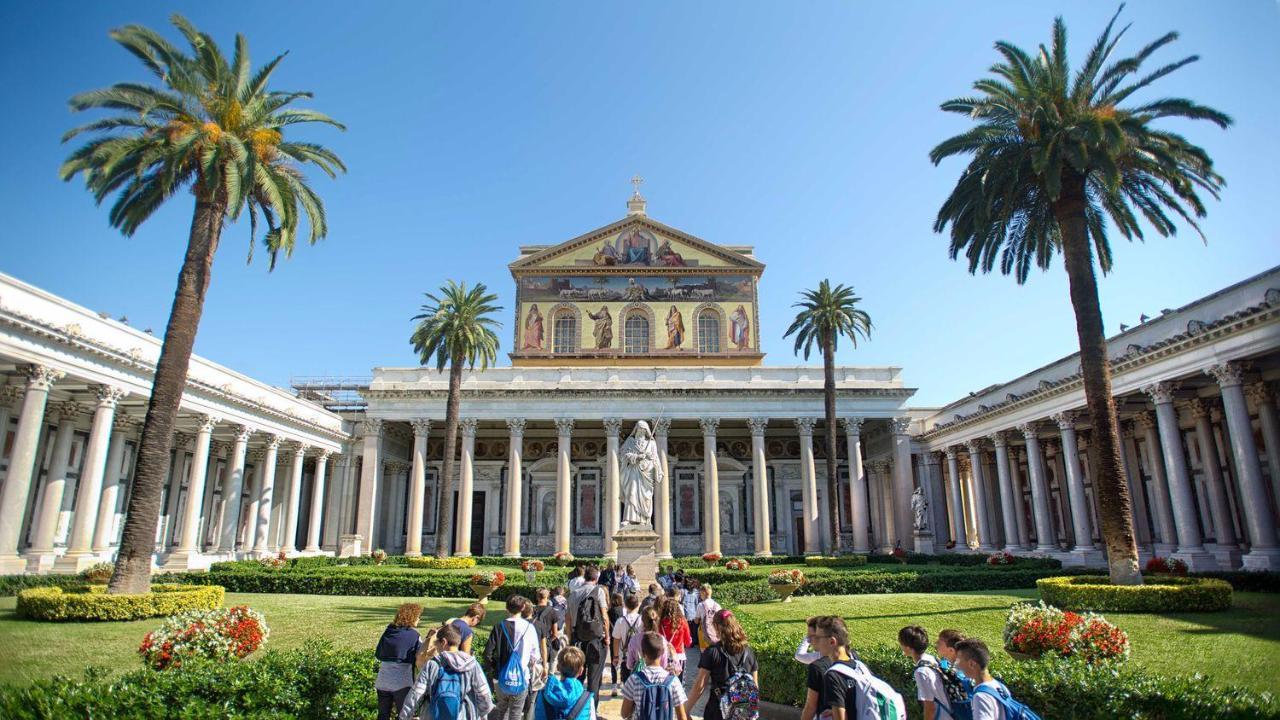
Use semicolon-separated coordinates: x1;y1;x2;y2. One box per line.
1135;411;1157;431
890;416;912;435
747;417;770;436
263;433;283;449
290;441;311;457
923;451;942;466
0;384;24;405
1246;382;1274;408
988;430;1010;447
506;417;527;437
233;424;255;442
111;413;136;432
248;447;266;463
410;418;432;437
944;446;959;460
172;431;193;449
24;364;64;390
1206;361;1247;389
383;459;409;473
93;384;128;407
459;418;479;438
361;418;384;437
793;416;816;435
55;401;84;421
602;417;624;436
841;416;865;435
211;440;231;457
554;417;574;436
699;416;720;436
1016;422;1040;440
316;449;333;461
652;417;672;436
964;439;984;455
1143;380;1181;405
1049;410;1078;430
1184;398;1211;420
194;413;221;433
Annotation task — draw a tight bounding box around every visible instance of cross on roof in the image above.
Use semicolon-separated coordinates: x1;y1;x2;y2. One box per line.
631;174;644;196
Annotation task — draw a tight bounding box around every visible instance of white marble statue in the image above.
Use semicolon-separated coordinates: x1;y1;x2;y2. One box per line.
620;420;663;527
911;486;929;532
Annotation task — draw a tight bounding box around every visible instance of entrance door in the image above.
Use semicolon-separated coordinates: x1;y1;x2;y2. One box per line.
470;492;486;557
790;490;805;555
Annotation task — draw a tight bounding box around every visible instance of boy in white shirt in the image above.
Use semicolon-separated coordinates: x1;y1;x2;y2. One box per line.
954;638;1040;720
898;625;948;720
611;593;644;685
694;584;722;649
487;595;542;720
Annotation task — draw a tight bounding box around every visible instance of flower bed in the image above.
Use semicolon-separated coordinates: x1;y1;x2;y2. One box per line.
470;570;506;587
1145;556;1188;576
724;558;751;572
520;559;545;572
16;584;225;622
804;555;869;568
79;562;115;584
1038;575;1233;612
405;556;477;569
1003;601;1129;663
550;551;575;566
988;551;1016;566
370;549;387;565
767;568;806;586
139;605;269;670
259;550;288;570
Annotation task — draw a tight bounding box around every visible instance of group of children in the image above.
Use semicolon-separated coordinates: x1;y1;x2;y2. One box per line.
796;618;1041;720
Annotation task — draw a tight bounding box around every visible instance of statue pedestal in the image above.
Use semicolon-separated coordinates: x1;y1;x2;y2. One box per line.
613;525;660;591
913;531;935;555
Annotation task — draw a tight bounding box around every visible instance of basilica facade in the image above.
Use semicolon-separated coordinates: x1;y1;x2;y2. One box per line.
1;192;1278;573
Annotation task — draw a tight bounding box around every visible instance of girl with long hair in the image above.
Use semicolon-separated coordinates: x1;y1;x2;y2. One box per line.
685;609;759;720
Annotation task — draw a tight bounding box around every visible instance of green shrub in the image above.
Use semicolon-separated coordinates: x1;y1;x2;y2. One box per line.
1038;575;1233;612
805;555;869;567
1194;570;1280;593
405;556;477;569
16;584;225;622
934;553;1064;569
0;573;88;597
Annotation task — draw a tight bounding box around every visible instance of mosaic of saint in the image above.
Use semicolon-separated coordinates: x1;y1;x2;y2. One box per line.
589;228;691;267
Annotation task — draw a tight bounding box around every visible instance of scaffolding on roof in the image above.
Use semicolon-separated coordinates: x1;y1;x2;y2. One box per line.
290;375;371;411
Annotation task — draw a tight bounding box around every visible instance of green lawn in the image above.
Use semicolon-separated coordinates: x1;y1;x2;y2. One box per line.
741;590;1280;694
0;593;505;687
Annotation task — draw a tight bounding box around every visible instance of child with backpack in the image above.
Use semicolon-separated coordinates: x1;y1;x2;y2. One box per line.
953;639;1041;720
376;603;425;720
685;609;759;720
814;615;906;720
694;584;722;650
625;607;681;678
535;646;595;720
622;632;690;720
400;623;493;720
566;567;611;711
612;593;643;691
485;595;541;720
899;625;971;720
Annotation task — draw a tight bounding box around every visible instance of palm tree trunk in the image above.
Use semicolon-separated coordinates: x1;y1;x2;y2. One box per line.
1054;174;1142;586
434;357;464;558
822;330;842;553
109;194;225;594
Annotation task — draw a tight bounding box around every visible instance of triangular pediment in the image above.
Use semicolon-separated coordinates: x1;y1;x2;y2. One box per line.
510;216;763;273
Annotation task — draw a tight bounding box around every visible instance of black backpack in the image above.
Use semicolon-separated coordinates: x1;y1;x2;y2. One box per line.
574;591;605;642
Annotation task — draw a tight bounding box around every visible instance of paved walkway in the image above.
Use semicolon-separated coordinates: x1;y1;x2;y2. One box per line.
593;646;707;720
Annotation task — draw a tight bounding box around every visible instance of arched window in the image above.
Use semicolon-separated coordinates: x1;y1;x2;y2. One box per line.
697;309;721;353
624;313;650;353
553;311;577;353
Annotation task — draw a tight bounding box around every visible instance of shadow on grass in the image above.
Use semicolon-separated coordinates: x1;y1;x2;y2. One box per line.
757;605;1010;625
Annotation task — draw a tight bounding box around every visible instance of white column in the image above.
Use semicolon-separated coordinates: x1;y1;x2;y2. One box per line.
1136;411;1178;554
405;419;430;557
841;418;869;554
749;417;773;556
943;448;967;548
1018;424;1058;553
281;442;309;554
890;417;915;550
554;418;574;555
1187;399;1240;568
795;417;819;554
1145;382;1215;570
0;366;63;573
55;387;126;572
963;440;995;551
1007;447;1031;549
356;419;382;555
1209;363;1280;570
215;425;252;553
242;448;264;550
700;417;722;555
305;450;331;553
653;417;672;559
1248;383;1280;526
1050;411;1103;564
159;413;217;569
92;414;133;553
924;452;948;546
504;418;525;557
253;435;281;553
454;419;478;557
27;401;83;569
603;417;622;557
1119;423;1152;549
0;385;18;471
990;432;1020;553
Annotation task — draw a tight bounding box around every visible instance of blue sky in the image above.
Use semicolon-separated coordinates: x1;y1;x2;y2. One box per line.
1;1;1276;407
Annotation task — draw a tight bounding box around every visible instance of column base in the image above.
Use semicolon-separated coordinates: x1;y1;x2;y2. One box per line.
1033;544;1058;554
502;551;522;558
1241;547;1280;572
0;554;30;575
159;550;211;573
23;550;59;574
1210;544;1242;570
338;534;363;558
52;551;107;575
655;551;673;560
976;543;997;553
1171;548;1219;573
1062;547;1107;568
753;550;774;558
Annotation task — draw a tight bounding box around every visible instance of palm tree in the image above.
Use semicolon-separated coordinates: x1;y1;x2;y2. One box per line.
784;280;873;553
930;8;1229;584
60;15;345;594
411;281;502;558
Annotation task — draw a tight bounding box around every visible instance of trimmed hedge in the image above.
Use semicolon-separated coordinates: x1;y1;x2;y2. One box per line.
1038;575;1233;613
734;610;1278;718
15;584;225;622
0;573;89;597
935;553;1064;570
404;556;477;569
805;555;869;567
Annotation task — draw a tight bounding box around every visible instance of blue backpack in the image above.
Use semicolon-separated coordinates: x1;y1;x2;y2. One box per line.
919;658;973;720
496;622;529;696
973;682;1042;720
429;661;465;720
635;671;678;720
